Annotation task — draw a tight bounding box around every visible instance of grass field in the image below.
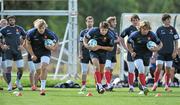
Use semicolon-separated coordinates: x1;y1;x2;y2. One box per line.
1;87;180;105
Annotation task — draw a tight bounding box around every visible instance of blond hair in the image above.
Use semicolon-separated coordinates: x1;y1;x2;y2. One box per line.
106;16;116;23
139;21;151;30
33;19;48;28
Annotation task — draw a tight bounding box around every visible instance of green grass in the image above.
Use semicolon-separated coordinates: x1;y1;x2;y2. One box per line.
1;87;180;105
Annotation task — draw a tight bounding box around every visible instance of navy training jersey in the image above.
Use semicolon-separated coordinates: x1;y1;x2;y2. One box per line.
156;26;179;54
79;28;92;55
108;28;118;55
120;25;138;38
127;31;161;54
85;27;114;53
27;28;58;56
0;25;26;50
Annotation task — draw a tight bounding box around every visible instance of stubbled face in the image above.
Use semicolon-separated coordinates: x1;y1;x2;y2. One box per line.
110;20;117;28
8;18;16;26
86;19;94;28
100;28;108;35
37;25;46;34
131;18;140;27
140;27;150;35
163;18;171;26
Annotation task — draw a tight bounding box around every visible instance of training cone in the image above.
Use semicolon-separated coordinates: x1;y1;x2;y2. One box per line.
86;92;93;96
155;93;162;97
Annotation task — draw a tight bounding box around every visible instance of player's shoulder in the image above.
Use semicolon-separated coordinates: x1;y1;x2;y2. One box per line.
27;28;37;36
15;25;25;30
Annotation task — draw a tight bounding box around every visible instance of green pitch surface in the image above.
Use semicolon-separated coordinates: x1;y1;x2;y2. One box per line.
0;88;180;105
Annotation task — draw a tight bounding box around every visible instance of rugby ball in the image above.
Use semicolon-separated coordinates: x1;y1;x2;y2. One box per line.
88;39;97;47
146;41;157;50
44;39;55;47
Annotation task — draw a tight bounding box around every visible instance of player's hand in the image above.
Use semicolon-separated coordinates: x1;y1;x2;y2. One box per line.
18;45;24;51
131;52;136;58
31;55;37;61
45;45;56;51
116;48;121;54
172;50;177;59
91;45;101;51
149;46;159;52
79;54;83;59
1;44;9;50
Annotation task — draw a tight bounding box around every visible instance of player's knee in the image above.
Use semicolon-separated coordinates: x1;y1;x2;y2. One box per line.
105;60;112;69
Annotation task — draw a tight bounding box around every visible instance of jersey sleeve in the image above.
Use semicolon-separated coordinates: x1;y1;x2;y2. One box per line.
19;26;27;39
47;30;59;43
172;27;179;40
79;30;84;42
120;28;128;38
127;31;136;44
150;32;161;45
26;29;34;41
85;28;96;39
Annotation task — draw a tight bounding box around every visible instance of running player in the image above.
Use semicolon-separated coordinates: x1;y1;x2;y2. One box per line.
127;21;162;95
104;16;120;91
152;14;179;92
0;16;26;91
120;14;140;92
26;19;58;95
83;21;114;94
79;16;94;91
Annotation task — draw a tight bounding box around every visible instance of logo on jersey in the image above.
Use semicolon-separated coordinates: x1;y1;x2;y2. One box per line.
160;30;166;34
102;37;107;42
16;29;20;34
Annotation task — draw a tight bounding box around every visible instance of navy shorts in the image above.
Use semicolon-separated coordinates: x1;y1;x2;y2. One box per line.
134;52;152;66
90;51;106;64
80;55;92;64
127;52;134;62
5;49;23;61
106;52;117;63
157;53;173;61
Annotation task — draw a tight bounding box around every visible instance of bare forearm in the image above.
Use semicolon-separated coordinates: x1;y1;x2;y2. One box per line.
100;46;113;51
127;43;134;53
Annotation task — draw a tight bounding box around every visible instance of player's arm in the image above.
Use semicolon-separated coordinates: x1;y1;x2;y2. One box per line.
151;33;163;52
126;34;136;57
45;30;59;51
172;29;179;58
0;29;9;50
25;32;37;61
98;45;113;51
79;31;84;59
120;29;128;51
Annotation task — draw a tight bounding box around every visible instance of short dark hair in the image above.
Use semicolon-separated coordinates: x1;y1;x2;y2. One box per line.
131;14;140;21
99;21;109;29
86;16;94;21
162;14;171;21
6;15;16;21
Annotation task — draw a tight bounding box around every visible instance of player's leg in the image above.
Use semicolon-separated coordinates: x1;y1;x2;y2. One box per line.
127;52;136;92
127;61;136;92
152;56;164;91
164;61;173;92
39;56;50;95
16;59;24;91
134;59;149;95
90;52;105;94
5;59;13;91
80;62;88;91
28;61;37;90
